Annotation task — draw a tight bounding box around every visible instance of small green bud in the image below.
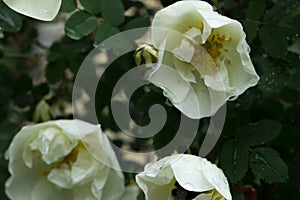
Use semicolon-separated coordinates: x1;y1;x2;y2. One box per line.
134;44;158;67
33;100;52;122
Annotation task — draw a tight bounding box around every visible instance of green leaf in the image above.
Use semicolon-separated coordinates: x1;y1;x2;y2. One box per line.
0;2;23;32
220;140;249;183
60;0;77;13
65;11;97;40
264;0;300;22
46;61;67;84
250;147;288;182
121;17;150;39
259;26;288;57
99;0;125;26
122;17;150;30
243;21;258;43
258;68;290;93
79;0;102;14
237;119;282;146
94;23;119;45
245;0;265;20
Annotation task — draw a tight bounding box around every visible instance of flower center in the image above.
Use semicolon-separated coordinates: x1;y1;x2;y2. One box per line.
41;141;84;176
201;31;231;61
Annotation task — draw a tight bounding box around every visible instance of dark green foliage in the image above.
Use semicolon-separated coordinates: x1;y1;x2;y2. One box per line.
237;119;282;146
94;23;119;45
0;0;300;199
60;0;77;13
79;0;102;15
0;2;23;32
65;11;97;40
98;0;125;26
220;140;249;183
250;147;288;182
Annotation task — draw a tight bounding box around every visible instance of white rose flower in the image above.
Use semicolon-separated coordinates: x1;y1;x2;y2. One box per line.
3;0;61;21
5;119;138;200
149;0;260;119
136;154;231;200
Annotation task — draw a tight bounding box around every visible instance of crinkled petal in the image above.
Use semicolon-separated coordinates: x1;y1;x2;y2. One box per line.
48;164;73;189
71;147;103;185
149;64;191;104
102;169;126;200
136;157;177;200
152;1;213;46
173;58;197;83
5;120;125;200
3;0;61;21
136;154;232;200
170;155;214;192
172;39;195;63
214;24;259;99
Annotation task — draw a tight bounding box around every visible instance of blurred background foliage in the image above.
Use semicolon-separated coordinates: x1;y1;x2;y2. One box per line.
0;0;300;199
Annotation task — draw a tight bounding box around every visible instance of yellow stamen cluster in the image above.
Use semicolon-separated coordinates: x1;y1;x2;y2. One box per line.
201;32;231;60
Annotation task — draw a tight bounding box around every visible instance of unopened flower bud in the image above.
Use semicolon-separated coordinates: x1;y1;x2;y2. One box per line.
134;44;158;67
33;100;52;122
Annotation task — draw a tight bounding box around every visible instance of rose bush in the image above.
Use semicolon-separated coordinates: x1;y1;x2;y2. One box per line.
136;154;231;200
3;0;61;21
149;0;260;119
5;119;137;200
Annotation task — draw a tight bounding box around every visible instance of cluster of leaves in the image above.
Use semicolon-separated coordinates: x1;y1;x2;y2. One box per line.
158;0;300;199
214;0;300;199
0;0;300;200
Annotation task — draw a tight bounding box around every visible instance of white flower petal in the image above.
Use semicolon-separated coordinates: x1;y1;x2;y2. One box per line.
152;1;212;46
170;155;214;192
136;165;176;200
5;119;128;200
3;0;61;21
102;169;126;200
73;182;99;200
173;58;197;83
136;154;232;200
31;178;71;200
150;0;259;119
149;64;191;104
172;39;195;63
200;159;232;200
47;164;73;189
71;147;103;185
